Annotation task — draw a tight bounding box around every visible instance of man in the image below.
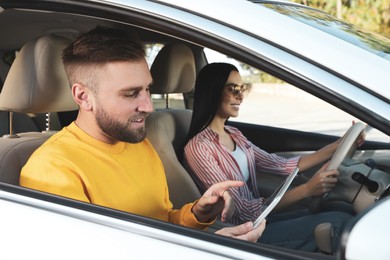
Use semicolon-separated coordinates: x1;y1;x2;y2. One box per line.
20;26;265;241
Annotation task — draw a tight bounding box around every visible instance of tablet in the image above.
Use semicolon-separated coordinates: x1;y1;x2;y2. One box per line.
253;167;299;228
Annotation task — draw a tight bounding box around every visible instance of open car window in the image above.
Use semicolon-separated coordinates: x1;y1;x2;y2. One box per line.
203;48;389;143
148;43;389;143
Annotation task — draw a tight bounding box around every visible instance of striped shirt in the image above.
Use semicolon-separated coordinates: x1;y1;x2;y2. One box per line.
184;125;300;225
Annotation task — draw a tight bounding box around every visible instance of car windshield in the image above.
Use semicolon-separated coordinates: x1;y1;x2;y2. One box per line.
259;3;390;61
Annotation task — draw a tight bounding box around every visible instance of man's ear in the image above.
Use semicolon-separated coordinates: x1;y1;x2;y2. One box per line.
72;83;93;111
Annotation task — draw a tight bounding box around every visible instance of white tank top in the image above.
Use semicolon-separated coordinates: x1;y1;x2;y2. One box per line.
231;145;249;181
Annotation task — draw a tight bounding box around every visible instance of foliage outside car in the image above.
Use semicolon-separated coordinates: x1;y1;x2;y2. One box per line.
293;0;390;38
247;0;390;83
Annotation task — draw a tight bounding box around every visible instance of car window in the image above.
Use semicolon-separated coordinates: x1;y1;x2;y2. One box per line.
0;50;18;92
145;42;388;143
204;48;389;143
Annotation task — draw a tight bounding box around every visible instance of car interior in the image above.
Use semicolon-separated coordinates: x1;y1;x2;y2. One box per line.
0;5;389;258
0;28;332;257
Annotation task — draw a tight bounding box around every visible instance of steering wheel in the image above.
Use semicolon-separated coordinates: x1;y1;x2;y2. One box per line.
326;122;365;171
309;122;365;211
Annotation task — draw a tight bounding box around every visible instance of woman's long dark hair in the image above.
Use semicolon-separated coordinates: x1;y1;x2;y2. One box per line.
186;62;239;143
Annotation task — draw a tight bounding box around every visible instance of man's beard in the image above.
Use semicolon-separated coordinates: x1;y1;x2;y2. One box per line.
95;106;147;143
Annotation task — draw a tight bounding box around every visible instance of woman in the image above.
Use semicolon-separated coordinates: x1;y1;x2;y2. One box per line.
184;62;362;252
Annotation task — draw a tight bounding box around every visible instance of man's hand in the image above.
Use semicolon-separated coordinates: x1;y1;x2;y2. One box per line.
192;180;244;223
215;220;266;242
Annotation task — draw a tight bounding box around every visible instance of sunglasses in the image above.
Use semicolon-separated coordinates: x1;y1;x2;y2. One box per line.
225;83;251;96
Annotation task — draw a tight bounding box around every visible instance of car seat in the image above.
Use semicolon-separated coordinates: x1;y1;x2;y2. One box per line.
0;34;78;184
146;43;201;209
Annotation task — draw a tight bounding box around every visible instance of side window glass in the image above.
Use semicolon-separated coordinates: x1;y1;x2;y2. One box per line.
1;50;18;92
204;48;388;143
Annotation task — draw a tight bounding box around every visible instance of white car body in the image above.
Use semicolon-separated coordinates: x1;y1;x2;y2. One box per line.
0;0;389;259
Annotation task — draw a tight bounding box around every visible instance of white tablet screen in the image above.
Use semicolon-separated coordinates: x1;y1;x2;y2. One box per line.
253;167;299;228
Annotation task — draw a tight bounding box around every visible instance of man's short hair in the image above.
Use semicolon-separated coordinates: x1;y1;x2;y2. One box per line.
62;26;145;88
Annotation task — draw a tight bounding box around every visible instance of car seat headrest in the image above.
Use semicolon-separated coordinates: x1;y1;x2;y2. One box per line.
0;34;77;113
150;43;195;94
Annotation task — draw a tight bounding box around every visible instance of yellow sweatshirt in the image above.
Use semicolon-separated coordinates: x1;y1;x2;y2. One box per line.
20;122;209;229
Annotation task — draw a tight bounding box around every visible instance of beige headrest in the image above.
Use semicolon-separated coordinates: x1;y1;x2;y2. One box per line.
150;43;195;94
0;34;77;113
